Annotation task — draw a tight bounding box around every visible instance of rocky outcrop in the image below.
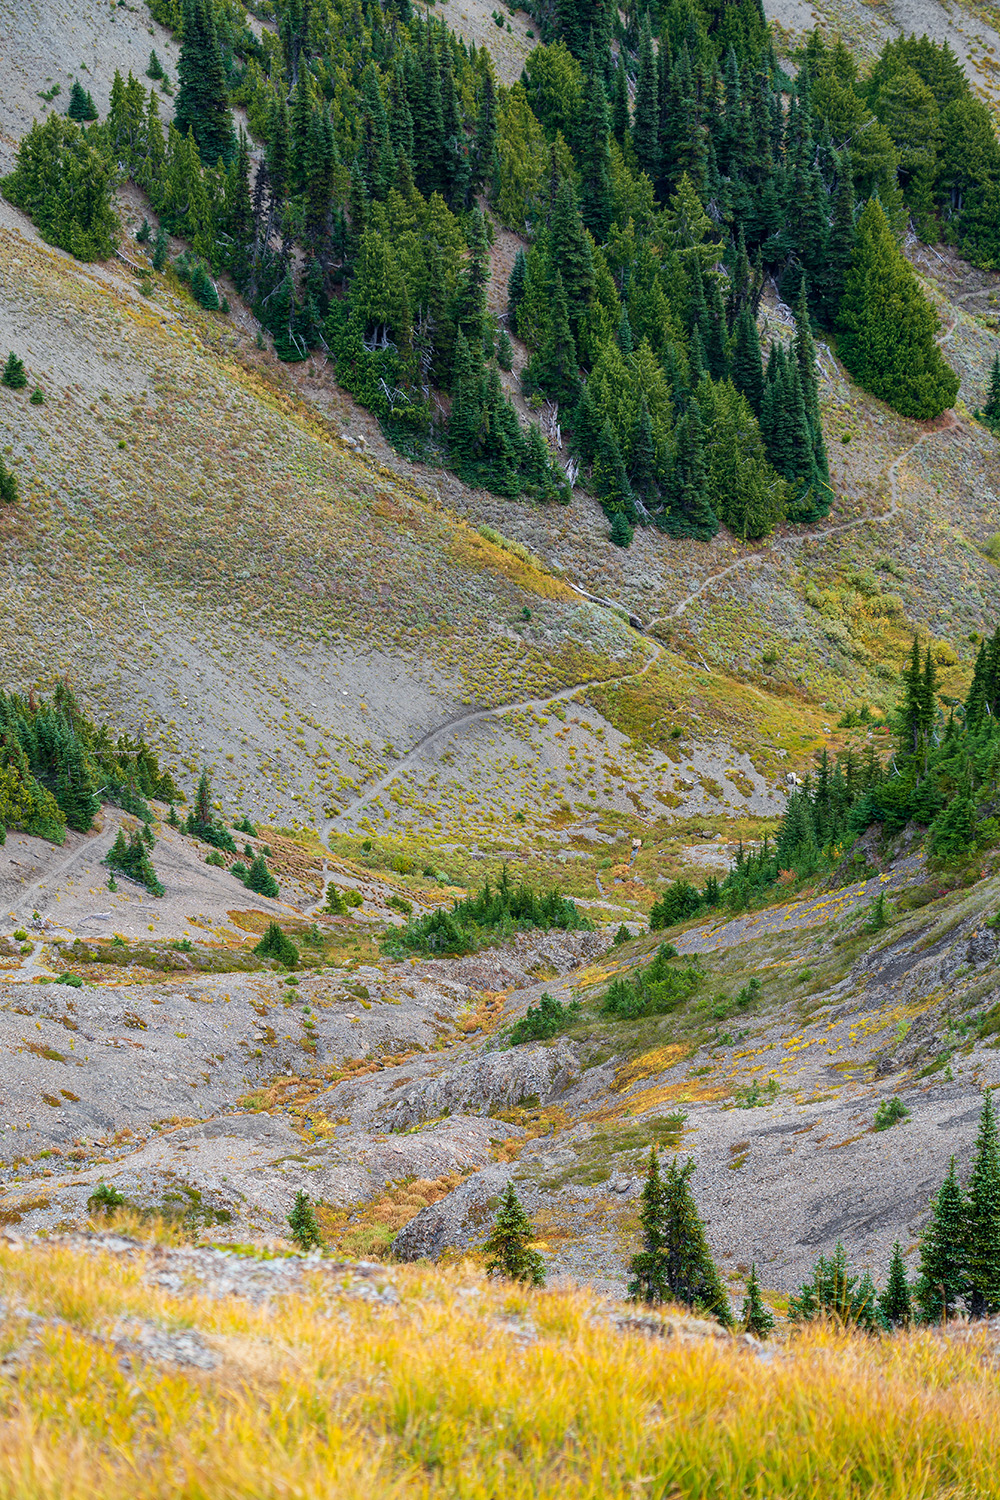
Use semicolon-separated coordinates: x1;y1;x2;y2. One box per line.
313;1040;580;1132
393;1164;513;1261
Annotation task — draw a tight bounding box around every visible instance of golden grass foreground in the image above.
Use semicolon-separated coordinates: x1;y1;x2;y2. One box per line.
2;1241;1000;1498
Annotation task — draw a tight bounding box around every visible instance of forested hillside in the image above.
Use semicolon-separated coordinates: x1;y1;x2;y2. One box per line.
5;0;996;553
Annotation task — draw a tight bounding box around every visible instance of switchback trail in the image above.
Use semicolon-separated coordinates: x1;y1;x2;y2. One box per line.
646;319;960;630
322;633;663;844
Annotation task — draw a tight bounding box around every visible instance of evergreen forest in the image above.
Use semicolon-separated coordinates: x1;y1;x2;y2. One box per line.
2;0;986;543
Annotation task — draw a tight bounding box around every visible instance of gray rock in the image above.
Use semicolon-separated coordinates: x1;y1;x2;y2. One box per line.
393;1164;513;1261
314;1040;580;1132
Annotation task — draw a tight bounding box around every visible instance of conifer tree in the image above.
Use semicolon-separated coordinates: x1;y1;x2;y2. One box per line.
632;13;660;182
246;853;279;899
982;352;1000;427
593;419;634;519
288;1189;322;1250
152;223;168;273
879;1241;913;1327
915;1156;968;1322
667;400;717;540
740;1262;775;1337
730;303;764;413
67;79;98;122
174;0;235;167
507;248;528;338
483;1182;545;1285
579;71;613;242
530;270;579;405
627;1148;670;1303
965;1090;1000;1318
836;198;959;419
1;352;27;390
610;510;633;547
0;454;18;505
611;58;630;146
496;328;513;370
572;381;601;464
663;1156;731;1323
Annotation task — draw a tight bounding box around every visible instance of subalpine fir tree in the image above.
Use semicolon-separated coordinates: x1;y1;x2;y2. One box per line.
152;224;168;273
496;328;513;371
483;1182;545;1285
627;1148;670;1303
67;79;98;122
507;248;528;337
667;401;717;541
190;262;219;310
629;395;657;503
0;454;18;505
288;1189;322;1250
740;1262;775;1338
549;183;594;341
915;1156;968;1323
657;1155;732;1324
456;206;490;343
579;66;613;242
254;921;297;966
730;303;764;414
2;352;27;390
837;198;959;420
593;419;634;521
246;853;279;899
611;58;630;146
965;1091;1000;1318
632;14;659;181
609;510;633;547
878;1241;913;1327
531;270;579;406
174;0;235;168
572;381;601;465
981;352;1000;427
146;49;166;82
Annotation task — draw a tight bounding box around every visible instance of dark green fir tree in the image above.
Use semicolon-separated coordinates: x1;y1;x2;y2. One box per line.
981;352;1000;428
2;352;27;390
67;79;98;122
174;0;235;167
740;1262;775;1338
483;1182;545;1285
915;1156;968;1323
0;454;18;505
878;1241;912;1328
965;1090;1000;1318
288;1189;322;1250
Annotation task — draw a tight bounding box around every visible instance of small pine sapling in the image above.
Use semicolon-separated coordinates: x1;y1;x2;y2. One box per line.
2;352;27;390
288;1190;322;1250
740;1263;775;1338
135;218;151;244
146;49;166;81
483;1182;545;1285
29;386;44;404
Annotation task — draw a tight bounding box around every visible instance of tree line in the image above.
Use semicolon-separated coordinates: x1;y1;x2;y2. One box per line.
1;0;977;541
651;624;1000;922
0;682;181;845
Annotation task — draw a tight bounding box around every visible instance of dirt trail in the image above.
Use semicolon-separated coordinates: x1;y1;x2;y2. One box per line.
647;320;961;631
324;635;663;841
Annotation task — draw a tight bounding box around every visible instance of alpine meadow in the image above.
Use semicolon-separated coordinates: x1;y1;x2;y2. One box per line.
9;0;1000;1489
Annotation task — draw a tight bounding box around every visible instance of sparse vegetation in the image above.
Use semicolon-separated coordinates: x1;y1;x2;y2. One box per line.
383;865;591;957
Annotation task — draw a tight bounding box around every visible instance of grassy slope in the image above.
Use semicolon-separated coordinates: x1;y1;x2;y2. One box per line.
1;1239;999;1498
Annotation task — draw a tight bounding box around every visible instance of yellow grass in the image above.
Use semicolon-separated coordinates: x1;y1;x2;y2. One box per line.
1;1243;1000;1497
